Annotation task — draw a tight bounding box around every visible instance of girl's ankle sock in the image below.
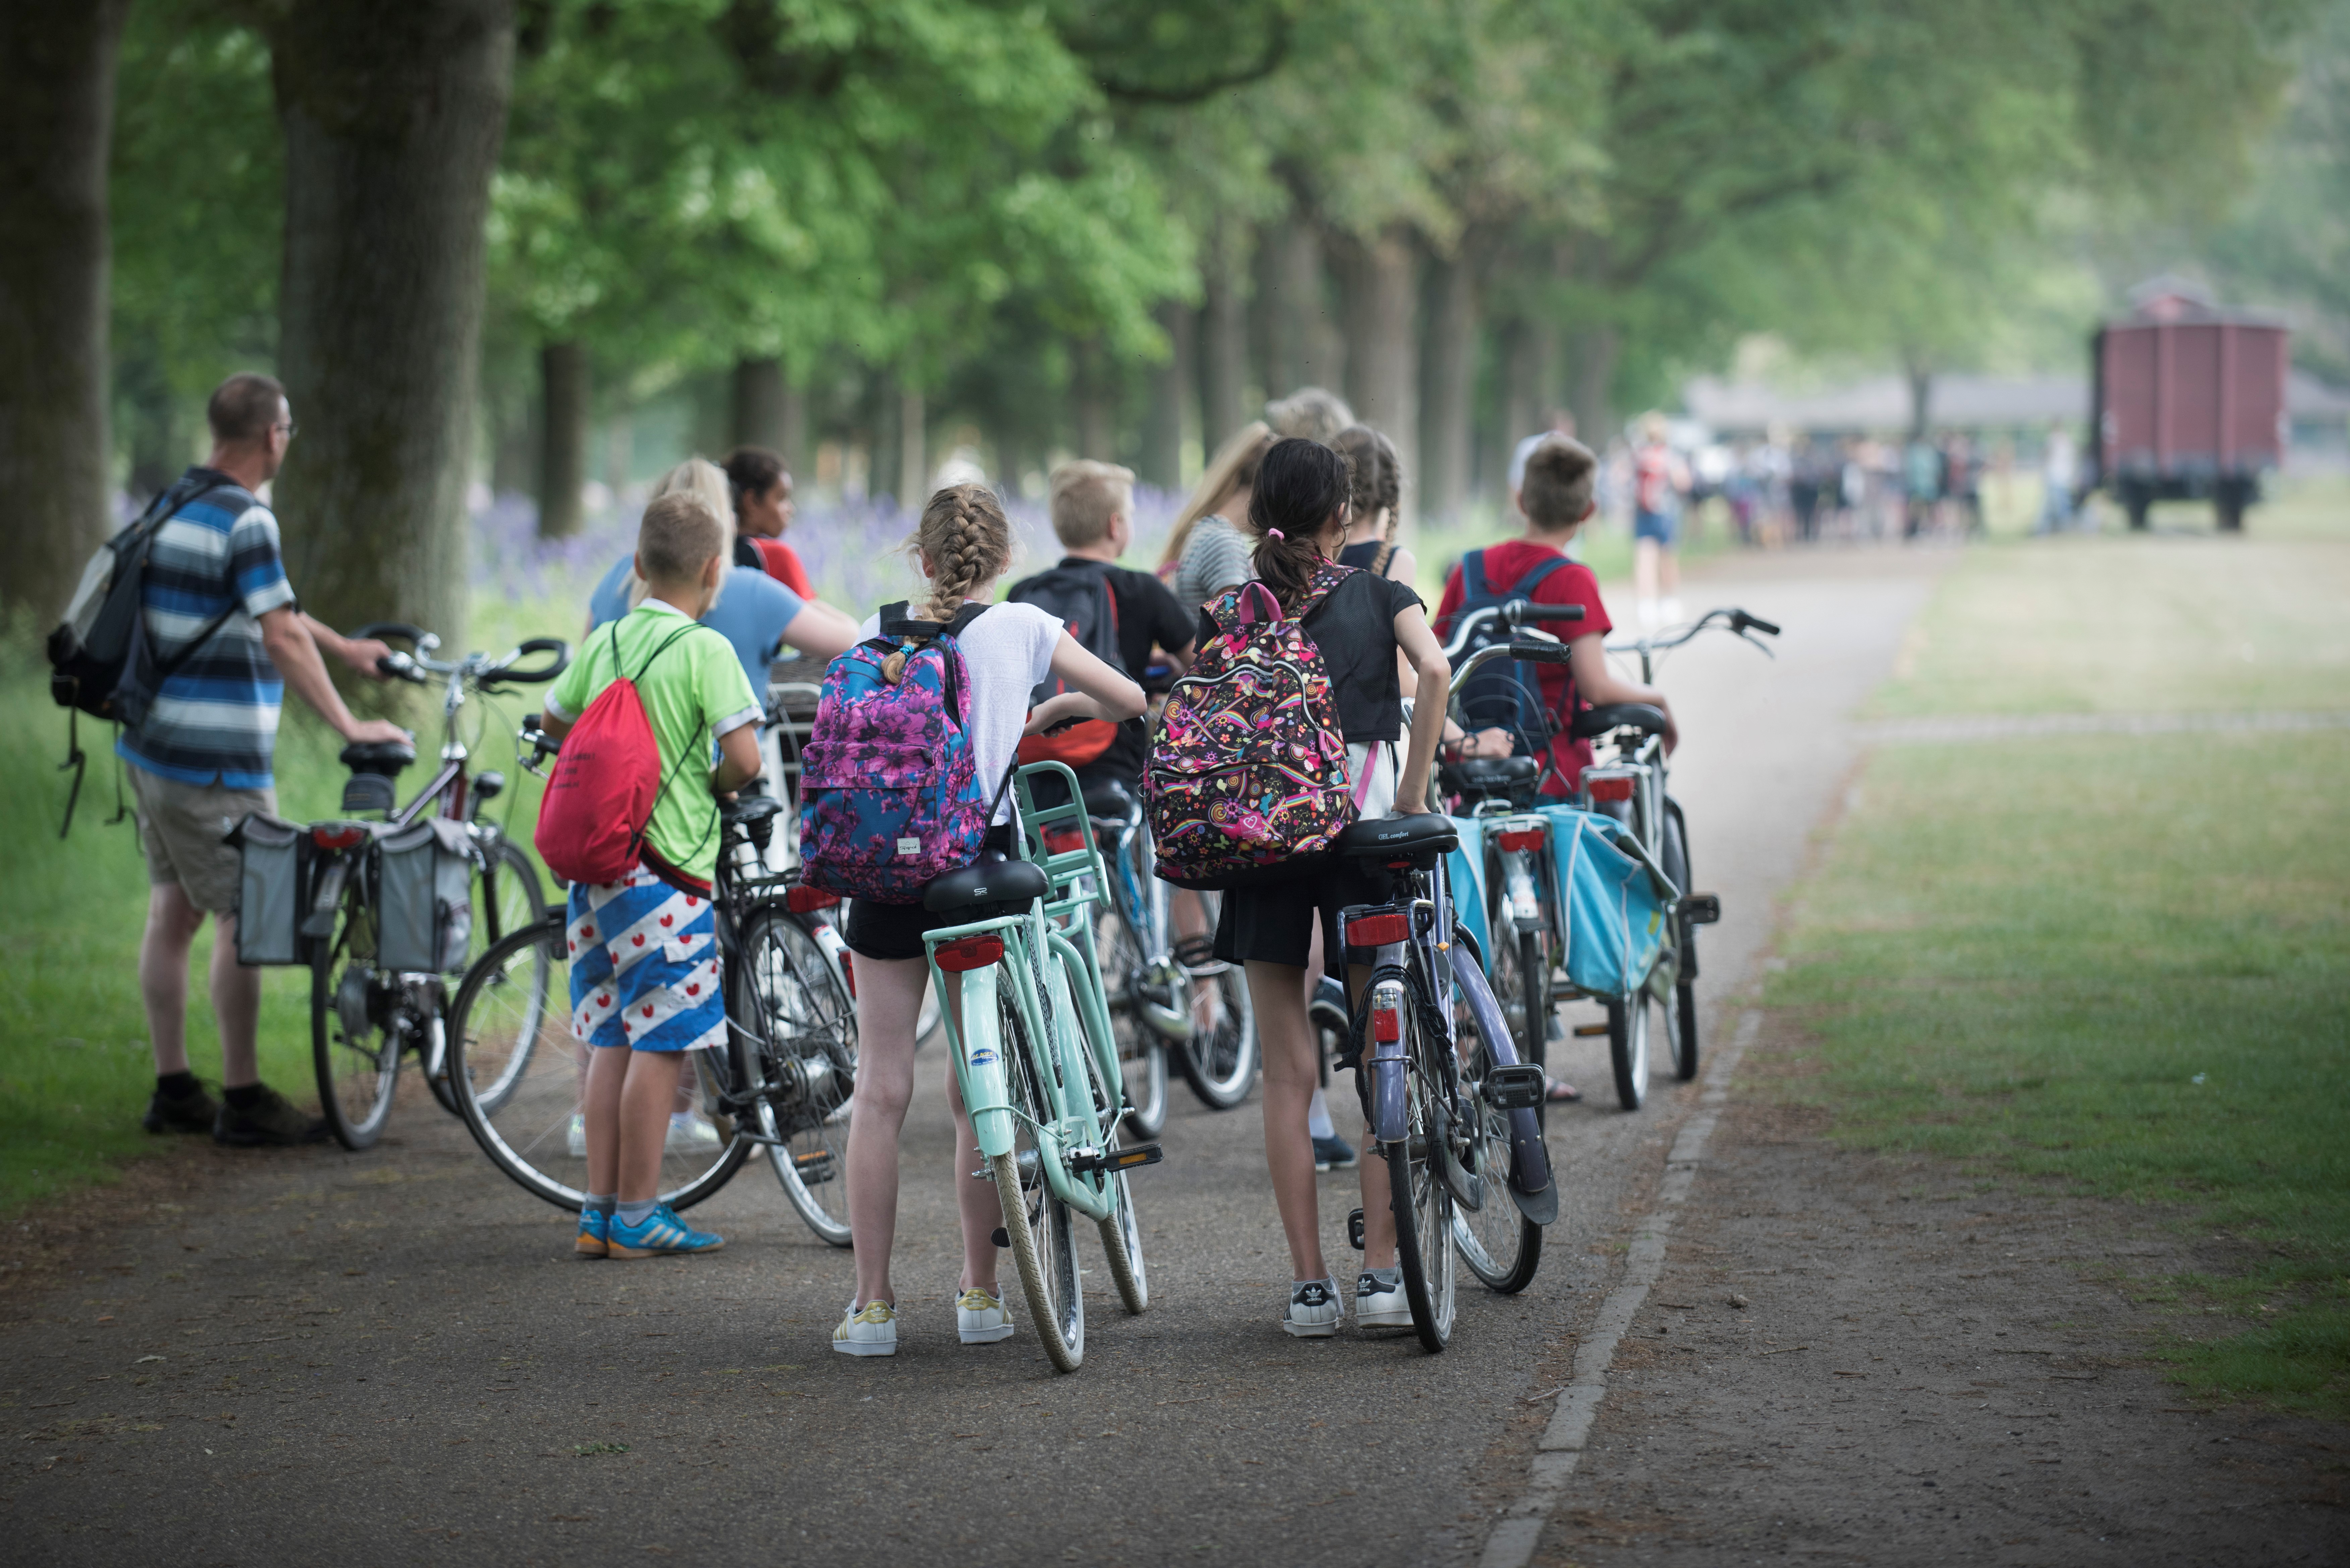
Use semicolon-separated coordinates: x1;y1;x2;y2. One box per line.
585;1192;617;1216
617;1199;659;1226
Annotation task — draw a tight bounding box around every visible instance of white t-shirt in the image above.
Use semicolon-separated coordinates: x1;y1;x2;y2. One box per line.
859;600;1064;824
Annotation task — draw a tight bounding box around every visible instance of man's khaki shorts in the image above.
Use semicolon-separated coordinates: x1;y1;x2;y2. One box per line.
128;767;277;915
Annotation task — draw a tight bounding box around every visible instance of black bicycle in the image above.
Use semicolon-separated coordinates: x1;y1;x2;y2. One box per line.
301;626;569;1149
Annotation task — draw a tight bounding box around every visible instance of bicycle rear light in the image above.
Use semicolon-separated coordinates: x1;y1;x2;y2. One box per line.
311;823;367;851
933;934;1006;972
1585;773;1637;802
837;952;855;998
1346;910;1412;948
1043;826;1085;856
1495;828;1544;853
1370;988;1403;1044
784;885;840;914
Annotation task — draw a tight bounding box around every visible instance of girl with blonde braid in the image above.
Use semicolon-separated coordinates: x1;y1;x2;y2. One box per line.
834;485;1143;1358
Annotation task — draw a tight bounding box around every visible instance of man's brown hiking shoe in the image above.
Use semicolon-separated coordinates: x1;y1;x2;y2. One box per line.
143;1084;219;1134
213;1084;332;1147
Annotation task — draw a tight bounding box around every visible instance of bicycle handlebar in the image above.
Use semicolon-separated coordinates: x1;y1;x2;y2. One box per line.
1440;599;1586;663
1604;606;1782;659
353;622;572;688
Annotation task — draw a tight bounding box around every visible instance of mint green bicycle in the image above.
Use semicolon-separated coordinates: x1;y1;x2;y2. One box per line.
921;761;1162;1373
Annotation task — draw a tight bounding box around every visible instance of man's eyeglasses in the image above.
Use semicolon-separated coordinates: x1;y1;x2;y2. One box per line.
274;421;298;439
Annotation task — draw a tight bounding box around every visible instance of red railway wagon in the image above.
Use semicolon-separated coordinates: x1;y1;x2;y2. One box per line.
2090;285;2289;531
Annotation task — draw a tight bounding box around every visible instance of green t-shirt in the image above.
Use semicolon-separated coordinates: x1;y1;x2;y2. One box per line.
545;600;762;883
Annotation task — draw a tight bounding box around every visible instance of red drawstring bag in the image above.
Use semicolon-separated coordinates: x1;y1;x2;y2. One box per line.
535;622;711;889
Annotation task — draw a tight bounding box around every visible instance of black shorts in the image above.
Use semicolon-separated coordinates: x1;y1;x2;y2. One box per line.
840;826;1014;962
1209;857;1393;970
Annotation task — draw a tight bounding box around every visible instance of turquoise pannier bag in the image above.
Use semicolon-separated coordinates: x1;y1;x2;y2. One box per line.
1534;805;1668;999
1444;814;1491;961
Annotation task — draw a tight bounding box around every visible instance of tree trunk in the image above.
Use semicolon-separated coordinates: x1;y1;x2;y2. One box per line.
1564;325;1615;450
731;355;785;450
778;377;807;484
1140;300;1191;492
1200;221;1249;449
0;0;129;620
1072;340;1113;461
268;0;515;646
1265;216;1341;401
899;385;927;504
1421;252;1478;527
1904;357;1934;440
1349;227;1421;538
1494;319;1537;498
536;341;588;537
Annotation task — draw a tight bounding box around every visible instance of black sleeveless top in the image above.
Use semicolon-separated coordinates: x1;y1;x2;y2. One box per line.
1337;539;1398;577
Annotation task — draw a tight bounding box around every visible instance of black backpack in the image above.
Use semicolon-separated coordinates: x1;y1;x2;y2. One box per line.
46;472;239;832
1008;561;1125;767
1449;547;1574;753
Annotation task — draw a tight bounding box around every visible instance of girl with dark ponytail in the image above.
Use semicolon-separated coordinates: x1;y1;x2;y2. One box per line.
1193;435;1454;1340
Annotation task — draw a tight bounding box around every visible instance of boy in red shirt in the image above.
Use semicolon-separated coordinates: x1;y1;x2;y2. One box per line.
1435;435;1677;797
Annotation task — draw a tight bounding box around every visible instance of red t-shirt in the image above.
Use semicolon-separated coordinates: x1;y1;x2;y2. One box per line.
749;537;815;600
1435;540;1614;795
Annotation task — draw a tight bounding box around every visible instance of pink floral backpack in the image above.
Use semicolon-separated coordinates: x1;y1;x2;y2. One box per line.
1145;564;1376;889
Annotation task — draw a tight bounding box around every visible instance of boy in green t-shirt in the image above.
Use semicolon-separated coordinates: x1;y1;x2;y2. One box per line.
540;492;764;1258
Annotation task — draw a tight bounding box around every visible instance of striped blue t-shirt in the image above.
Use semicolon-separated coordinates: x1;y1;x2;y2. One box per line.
116;468;300;789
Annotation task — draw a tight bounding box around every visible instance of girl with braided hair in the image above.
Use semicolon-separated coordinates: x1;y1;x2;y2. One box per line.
833;483;1145;1359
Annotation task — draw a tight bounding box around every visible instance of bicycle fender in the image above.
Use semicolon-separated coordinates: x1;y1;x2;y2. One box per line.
1503;852;1543;932
956;967;1016;1158
1507;1107;1557;1224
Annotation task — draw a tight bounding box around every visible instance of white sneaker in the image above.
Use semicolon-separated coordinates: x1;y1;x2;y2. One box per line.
567;1113;587;1159
1635;597;1661;628
954;1286;1016;1344
832;1299;899;1357
1659;596;1685;626
1282;1278;1342;1338
1355;1269;1413;1329
665;1111;720;1152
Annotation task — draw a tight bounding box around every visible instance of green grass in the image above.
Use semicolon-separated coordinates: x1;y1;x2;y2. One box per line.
0;604;563;1216
1772;489;2350;1416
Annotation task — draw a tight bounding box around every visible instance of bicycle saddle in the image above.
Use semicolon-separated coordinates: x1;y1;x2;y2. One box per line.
339;740;416;775
1081;779;1136;821
1440;756;1540;797
1336;815;1459;865
720;794;784;828
1570;702;1669;739
922;857;1050;916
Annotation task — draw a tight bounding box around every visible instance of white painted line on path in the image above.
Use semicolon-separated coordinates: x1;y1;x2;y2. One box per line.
1476;1007;1763;1568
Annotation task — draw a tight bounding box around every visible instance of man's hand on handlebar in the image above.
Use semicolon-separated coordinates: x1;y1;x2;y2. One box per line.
344;717;412;747
340;637;394;680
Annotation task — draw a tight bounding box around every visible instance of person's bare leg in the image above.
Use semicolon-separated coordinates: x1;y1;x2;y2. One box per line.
845;955;927;1306
1660;544;1680;598
615;1048;680;1203
140;883;205;1078
1634;537;1660;605
673;1055;698;1115
209;912;263;1089
582;1046;628;1197
1249;959;1327;1283
1172;890;1221;1033
941;972;1002;1292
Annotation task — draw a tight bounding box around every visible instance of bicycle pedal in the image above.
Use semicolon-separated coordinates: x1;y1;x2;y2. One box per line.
1347;1208;1365;1252
1682;893;1722;925
1070;1142;1163;1176
1480;1064;1546;1111
792;1150;836;1185
1573;1022;1609;1037
991;1226;1011;1248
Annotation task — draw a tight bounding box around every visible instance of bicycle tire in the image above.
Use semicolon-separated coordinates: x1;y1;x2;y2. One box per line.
1452;975;1543;1294
1174;896;1257;1109
425;836;547;1116
1608;989;1650;1111
1660;808;1698;1082
446;919;749;1213
1078;1027;1149;1315
734;905;857;1248
310;877;401;1151
1387;1004;1457;1352
990;981;1083;1371
1486;854;1550;1076
1093;894;1168;1138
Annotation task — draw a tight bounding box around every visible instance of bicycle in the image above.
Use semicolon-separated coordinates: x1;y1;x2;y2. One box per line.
300;625;569;1150
922;760;1162;1373
1576;607;1779;1107
1052;778;1256;1133
444;720;860;1244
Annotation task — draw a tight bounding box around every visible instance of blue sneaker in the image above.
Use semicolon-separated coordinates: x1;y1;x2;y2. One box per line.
607;1204;725;1259
575;1208;610;1258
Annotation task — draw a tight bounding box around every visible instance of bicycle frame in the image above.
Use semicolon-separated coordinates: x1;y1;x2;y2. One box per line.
925;762;1128;1225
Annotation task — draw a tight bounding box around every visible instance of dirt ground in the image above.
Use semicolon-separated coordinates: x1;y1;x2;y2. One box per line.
1515;1015;2350;1568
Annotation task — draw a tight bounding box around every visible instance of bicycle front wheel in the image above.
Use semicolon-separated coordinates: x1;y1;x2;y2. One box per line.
735;905;857;1247
991;980;1083;1371
425;836;548;1116
1093;894;1168;1138
446;920;749;1212
1452;977;1542;1294
1175;899;1257;1110
310;878;400;1151
1388;1006;1457;1352
1078;1018;1149;1316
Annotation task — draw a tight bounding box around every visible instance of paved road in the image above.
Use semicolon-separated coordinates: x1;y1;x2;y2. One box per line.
3;547;1941;1568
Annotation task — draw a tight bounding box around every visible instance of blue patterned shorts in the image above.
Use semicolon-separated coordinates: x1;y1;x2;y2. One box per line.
565;867;725;1053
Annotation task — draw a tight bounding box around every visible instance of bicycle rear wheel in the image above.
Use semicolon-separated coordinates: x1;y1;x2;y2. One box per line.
310;875;400;1151
446;920;749;1212
990;981;1083;1371
1452;977;1542;1295
1093;896;1167;1138
734;905;857;1247
1660;806;1698;1082
1608;989;1650;1111
1387;1006;1457;1352
1174;899;1256;1109
1077;1022;1149;1315
425;836;547;1115
1487;865;1549;1075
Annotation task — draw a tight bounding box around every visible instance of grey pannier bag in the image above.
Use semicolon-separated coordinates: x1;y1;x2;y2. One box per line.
376;817;477;974
225;812;309;966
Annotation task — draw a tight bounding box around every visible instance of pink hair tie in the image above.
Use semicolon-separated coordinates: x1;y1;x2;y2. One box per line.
1267;528;1285;540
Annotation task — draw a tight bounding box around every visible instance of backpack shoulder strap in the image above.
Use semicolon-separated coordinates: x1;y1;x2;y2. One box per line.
945;600;992;637
629;618;710;683
1462;548;1489;600
1294;562;1355;622
1513;554;1574;597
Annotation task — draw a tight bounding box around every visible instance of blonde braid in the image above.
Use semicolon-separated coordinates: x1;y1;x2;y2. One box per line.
882;484;1012;682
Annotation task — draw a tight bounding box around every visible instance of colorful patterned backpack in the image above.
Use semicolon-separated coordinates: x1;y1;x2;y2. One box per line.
798;601;993;903
1145;566;1373;889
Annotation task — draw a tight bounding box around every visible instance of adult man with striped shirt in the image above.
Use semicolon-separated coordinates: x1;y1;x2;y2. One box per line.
128;373;409;1146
